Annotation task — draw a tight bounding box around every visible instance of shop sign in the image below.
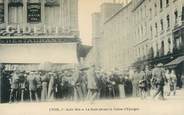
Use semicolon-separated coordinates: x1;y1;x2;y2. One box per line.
27;3;41;23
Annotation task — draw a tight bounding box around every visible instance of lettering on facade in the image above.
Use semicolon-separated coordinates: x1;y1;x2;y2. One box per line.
27;3;41;23
0;4;4;24
0;25;75;36
4;64;76;71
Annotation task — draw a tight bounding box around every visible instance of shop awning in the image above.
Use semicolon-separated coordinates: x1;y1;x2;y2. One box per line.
165;56;184;68
0;43;78;64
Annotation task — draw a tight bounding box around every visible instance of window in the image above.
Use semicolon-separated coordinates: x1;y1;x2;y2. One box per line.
167;15;170;28
0;3;4;24
161;41;165;56
154;3;157;16
160;19;164;31
160;0;163;9
175;38;182;50
138;28;140;39
166;0;169;6
168;38;171;53
144;5;147;17
155;22;158;35
150;26;153;38
174;10;178;24
182;6;184;21
141;25;143;36
149;8;152;19
156;43;159;57
140;8;143;19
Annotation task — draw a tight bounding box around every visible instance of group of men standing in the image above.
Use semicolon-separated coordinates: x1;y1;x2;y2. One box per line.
0;64;181;103
132;64;178;100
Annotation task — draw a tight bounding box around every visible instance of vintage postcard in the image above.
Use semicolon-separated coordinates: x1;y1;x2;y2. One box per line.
0;0;184;115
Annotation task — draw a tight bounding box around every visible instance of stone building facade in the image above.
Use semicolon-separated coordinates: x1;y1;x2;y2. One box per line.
85;0;184;71
0;0;80;71
0;0;79;37
132;0;184;68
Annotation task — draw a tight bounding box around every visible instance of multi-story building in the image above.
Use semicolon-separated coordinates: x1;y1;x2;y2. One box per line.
132;0;184;68
85;0;184;72
0;0;81;71
85;1;132;71
0;0;79;36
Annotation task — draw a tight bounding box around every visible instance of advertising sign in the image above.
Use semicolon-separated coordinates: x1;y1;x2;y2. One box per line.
27;3;41;23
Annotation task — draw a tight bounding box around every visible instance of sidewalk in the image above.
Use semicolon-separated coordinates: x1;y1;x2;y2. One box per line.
0;89;184;115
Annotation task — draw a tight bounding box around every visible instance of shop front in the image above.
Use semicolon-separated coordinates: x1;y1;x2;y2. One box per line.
0;37;80;71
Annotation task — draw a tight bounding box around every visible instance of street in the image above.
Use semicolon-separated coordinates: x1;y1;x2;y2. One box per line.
1;89;184;115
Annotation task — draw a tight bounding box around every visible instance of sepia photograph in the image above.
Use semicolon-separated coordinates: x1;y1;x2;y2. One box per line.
0;0;184;115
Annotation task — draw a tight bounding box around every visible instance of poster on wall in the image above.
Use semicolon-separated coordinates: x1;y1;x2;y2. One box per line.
0;4;4;24
27;3;41;23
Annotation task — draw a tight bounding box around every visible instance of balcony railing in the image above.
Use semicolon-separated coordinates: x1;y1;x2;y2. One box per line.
8;0;23;6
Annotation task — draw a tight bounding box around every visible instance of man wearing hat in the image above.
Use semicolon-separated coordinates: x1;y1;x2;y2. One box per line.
9;70;20;103
19;71;27;102
86;65;98;103
144;65;152;96
27;71;39;102
152;63;166;100
75;68;88;100
48;72;56;101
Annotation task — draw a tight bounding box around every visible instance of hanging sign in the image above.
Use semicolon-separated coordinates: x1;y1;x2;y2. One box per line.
27;3;41;23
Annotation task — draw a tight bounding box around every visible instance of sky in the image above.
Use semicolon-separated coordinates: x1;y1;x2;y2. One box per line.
78;0;115;45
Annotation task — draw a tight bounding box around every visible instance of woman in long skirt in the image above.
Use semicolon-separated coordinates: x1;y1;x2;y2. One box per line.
164;69;170;96
41;73;48;101
48;73;55;101
119;75;125;98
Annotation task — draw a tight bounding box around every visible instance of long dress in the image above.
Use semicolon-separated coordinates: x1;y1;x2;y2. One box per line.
119;84;125;98
86;67;98;101
164;73;170;96
41;75;48;101
48;76;55;101
119;77;125;98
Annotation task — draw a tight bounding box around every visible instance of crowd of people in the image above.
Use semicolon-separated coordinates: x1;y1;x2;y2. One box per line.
0;64;183;103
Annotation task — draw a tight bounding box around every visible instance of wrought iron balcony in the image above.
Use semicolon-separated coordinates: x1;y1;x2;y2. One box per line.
8;0;23;6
